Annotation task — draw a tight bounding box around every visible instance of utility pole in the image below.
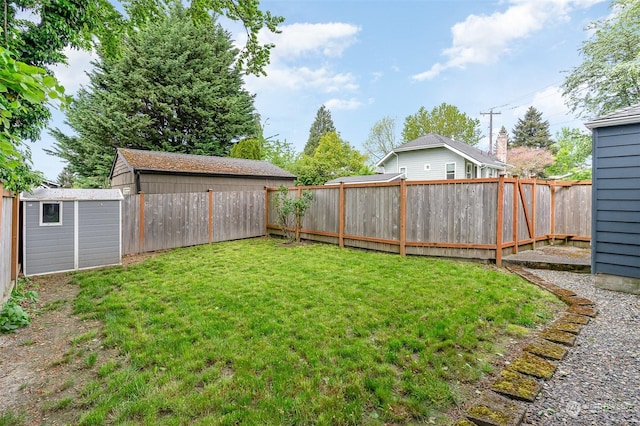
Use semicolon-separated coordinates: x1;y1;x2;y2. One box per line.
481;108;501;155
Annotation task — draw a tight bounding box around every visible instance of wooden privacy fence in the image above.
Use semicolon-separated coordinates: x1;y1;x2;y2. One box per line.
0;185;19;303
266;178;592;265
122;190;265;255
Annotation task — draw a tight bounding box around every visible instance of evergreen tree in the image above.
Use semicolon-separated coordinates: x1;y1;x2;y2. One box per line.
303;106;337;156
401;103;482;146
510;106;553;149
48;6;259;187
56;167;76;188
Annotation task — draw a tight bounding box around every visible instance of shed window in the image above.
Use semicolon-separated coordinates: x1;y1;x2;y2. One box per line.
41;202;62;226
445;163;456;180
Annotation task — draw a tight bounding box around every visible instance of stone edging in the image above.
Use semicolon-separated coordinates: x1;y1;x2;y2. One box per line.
454;266;598;426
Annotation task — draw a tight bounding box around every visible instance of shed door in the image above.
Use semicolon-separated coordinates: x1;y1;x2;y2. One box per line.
78;201;121;269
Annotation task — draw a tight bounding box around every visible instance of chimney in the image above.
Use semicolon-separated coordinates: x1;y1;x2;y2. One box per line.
495;127;508;163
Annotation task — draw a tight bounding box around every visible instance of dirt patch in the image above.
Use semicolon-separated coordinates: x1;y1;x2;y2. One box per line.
0;273;116;425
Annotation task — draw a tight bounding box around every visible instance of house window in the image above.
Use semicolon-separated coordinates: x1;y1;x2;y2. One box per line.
41;202;62;226
466;163;472;179
445;163;456;180
424;164;431;171
399;166;407;177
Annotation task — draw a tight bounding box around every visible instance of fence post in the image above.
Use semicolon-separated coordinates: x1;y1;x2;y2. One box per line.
296;187;302;243
532;179;537;250
208;189;213;243
11;194;19;280
513;177;519;254
339;183;345;248
139;192;145;254
496;175;505;267
264;187;269;237
550;182;556;243
400;178;407;256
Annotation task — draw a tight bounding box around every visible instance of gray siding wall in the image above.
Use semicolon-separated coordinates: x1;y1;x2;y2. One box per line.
592;123;640;279
380;148;498;180
78;201;121;268
24;201;75;275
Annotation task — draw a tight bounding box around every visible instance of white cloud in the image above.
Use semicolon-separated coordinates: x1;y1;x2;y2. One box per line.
243;22;361;95
262;22;360;61
324;98;362;110
413;0;606;81
511;85;583;130
50;47;97;95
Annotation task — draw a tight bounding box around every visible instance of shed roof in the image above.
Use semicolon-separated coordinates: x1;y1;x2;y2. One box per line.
584;103;640;129
324;173;404;185
376;133;507;168
112;148;296;179
21;188;124;201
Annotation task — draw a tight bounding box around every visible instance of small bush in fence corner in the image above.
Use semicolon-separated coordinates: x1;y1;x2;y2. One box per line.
274;185;313;243
0;278;38;334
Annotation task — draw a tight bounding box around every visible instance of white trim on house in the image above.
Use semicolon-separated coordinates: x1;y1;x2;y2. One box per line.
376;142;502;170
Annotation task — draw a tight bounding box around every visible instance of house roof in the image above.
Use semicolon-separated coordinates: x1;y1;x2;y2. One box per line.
111;148;296;179
324;173;404;185
376;133;507;168
22;188;124;201
584;103;640;129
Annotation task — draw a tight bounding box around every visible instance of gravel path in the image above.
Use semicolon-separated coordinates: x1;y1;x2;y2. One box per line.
522;269;640;425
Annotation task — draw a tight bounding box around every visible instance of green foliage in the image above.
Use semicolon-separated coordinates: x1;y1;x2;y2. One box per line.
264;139;299;171
363;116;399;163
295;132;370;185
510;106;553;150
0;281;38;334
401;102;482;145
304;105;337;156
230;138;264;160
562;0;640;117
273;185;313;242
545;128;592;180
0;45;66;191
56;166;76;188
48;6;259;187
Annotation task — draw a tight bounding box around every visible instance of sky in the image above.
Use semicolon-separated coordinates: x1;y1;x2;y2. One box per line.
31;0;611;181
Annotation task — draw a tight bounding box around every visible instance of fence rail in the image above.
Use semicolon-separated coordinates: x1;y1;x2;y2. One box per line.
122;190;265;255
267;178;591;265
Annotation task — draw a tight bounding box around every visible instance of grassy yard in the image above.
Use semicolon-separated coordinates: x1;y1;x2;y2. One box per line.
69;238;561;425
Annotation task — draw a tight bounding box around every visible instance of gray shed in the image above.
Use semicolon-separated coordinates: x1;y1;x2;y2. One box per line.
21;188;123;276
585;103;640;294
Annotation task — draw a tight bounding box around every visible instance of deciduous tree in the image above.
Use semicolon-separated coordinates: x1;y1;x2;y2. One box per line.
48;6;259;187
510;106;553;150
562;0;640;117
295;132;369;185
303;105;336;156
545;128;592;180
0;46;65;191
507;147;554;178
363;116;399;163
401;103;482;145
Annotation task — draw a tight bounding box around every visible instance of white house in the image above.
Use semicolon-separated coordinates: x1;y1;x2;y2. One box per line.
376;133;508;180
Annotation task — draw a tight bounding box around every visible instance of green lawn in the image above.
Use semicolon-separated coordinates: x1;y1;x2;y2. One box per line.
71;238;561;425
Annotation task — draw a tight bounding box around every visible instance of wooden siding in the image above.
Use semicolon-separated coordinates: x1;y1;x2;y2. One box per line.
592;123;640;279
122;191;265;255
267;178;591;263
111;169;294;195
